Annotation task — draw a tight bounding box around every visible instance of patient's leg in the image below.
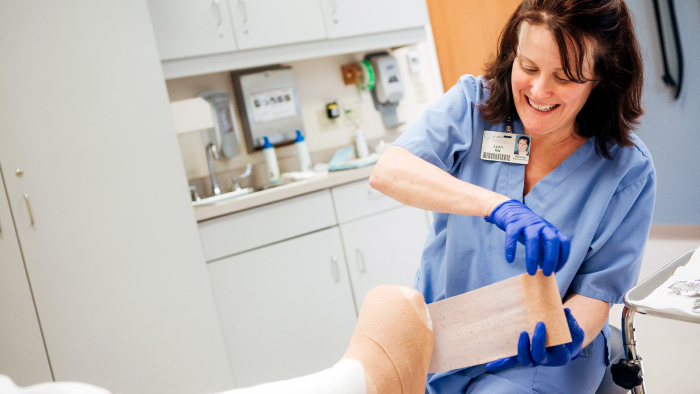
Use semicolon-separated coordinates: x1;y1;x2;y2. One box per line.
2;285;434;394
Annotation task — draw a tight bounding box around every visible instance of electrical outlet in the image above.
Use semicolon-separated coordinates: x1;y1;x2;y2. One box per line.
341;101;363;126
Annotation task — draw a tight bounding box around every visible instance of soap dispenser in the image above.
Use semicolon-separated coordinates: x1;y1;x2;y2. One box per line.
295;130;312;172
262;136;281;183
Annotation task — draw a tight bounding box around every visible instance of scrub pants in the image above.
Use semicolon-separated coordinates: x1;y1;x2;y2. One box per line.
426;332;607;394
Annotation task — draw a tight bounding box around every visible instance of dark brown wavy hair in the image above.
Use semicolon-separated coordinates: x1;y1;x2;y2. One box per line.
478;0;643;158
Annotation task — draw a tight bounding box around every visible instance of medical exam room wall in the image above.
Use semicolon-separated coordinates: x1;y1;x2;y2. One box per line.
165;42;440;186
627;1;700;225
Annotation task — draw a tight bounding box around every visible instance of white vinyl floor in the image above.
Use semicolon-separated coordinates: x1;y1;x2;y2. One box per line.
608;238;700;394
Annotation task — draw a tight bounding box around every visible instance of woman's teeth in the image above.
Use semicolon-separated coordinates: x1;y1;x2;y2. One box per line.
527;97;558;112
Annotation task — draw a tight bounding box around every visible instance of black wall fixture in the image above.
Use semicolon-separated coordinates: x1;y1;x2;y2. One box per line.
652;0;684;99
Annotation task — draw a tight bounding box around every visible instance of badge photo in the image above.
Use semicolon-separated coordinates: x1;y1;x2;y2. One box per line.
514;135;531;157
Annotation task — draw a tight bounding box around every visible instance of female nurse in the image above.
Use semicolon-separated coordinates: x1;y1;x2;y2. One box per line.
369;0;656;393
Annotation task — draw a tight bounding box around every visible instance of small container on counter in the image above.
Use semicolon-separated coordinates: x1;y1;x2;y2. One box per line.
354;126;370;158
295;130;312;172
262;136;281;183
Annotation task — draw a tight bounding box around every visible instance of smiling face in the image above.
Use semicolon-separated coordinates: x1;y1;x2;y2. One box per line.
518;138;529;153
511;22;598;139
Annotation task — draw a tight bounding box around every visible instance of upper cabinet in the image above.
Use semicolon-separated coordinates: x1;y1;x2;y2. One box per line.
321;0;428;39
228;0;328;50
148;0;238;60
148;0;430;79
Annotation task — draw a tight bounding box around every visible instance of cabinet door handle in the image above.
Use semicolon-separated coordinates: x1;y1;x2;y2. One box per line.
24;194;34;226
356;248;366;273
329;0;338;24
239;0;248;22
239;0;249;34
212;0;224;37
330;256;340;282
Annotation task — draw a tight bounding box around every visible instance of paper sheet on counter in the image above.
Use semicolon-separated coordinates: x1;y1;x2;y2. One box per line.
427;271;571;374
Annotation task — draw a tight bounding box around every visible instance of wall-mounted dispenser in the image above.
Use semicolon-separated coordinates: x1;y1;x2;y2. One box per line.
341;53;405;128
231;66;304;152
197;90;242;158
367;52;405;128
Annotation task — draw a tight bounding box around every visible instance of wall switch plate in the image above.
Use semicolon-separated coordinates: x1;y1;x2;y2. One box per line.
341;101;363;126
317;108;340;132
407;50;422;75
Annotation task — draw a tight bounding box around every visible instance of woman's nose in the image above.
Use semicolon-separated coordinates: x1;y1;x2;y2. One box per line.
530;75;553;99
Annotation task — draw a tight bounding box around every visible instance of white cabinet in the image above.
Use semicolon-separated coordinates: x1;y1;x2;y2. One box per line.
0;2;233;393
200;178;431;388
0;173;52;386
321;0;428;39
228;0;328;50
151;0;430;78
147;0;238;60
208;227;357;388
198;190;336;261
340;206;429;309
330;179;429;309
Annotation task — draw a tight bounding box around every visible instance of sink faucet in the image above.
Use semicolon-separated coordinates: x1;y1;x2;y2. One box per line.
206;143;221;196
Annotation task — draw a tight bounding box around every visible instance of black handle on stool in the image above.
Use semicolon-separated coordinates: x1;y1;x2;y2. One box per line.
611;359;643;389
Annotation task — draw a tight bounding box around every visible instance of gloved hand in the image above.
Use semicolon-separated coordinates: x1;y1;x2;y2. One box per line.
485;199;570;276
485;308;585;371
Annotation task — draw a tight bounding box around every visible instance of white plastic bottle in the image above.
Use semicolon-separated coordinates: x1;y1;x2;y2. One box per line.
354;126;370;159
262;136;281;183
295;130;312;172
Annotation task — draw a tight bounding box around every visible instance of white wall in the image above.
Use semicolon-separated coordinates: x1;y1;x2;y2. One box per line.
627;1;700;225
165;42;440;190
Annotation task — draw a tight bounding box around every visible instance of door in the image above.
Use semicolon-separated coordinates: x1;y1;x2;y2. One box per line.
425;0;521;88
208;227;358;388
340;206;429;309
0;2;233;393
0;168;52;386
227;0;328;50
147;0;238;60
321;0;428;39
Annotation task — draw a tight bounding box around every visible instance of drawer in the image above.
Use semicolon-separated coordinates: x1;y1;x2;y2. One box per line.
198;190;336;261
331;179;402;223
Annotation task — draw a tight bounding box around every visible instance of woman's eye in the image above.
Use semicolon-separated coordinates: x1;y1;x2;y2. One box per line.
522;67;536;74
555;75;572;84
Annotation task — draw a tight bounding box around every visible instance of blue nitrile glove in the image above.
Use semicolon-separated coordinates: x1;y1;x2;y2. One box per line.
485;308;585;371
485;199;571;276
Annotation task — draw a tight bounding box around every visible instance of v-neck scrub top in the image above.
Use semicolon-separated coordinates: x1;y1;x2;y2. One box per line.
394;75;656;393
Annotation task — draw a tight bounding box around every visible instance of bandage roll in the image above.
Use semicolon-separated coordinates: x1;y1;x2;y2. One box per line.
342;285;434;394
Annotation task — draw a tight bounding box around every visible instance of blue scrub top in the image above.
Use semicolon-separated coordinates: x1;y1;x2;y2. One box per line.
394;75;656;383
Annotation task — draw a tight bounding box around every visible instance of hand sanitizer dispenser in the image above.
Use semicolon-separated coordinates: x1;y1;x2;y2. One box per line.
372;55;405;104
366;53;405;128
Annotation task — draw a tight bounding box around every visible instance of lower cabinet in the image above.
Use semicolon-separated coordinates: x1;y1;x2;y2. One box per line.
0;179;52;385
208;227;357;388
340;206;430;309
203;180;432;388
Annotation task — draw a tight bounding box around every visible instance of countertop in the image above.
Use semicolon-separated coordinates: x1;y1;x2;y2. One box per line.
194;165;375;222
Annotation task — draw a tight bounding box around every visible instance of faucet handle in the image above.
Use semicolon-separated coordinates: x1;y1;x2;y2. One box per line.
232;163;252;191
189;185;201;202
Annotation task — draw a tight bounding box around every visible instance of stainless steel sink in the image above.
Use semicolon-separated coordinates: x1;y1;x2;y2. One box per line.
192;187;253;206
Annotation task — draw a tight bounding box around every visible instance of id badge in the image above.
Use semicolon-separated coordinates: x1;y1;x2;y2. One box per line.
481;130;530;164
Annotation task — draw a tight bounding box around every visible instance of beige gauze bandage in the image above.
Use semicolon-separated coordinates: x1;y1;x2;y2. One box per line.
427;271;571;374
342;285;434;394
